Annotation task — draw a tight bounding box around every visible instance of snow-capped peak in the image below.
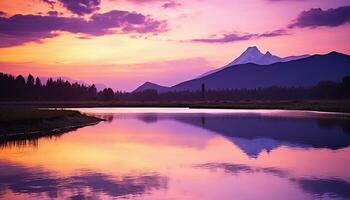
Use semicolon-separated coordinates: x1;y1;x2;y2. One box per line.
196;46;310;78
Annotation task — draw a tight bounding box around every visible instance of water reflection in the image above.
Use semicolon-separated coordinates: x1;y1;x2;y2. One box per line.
1;108;350;200
196;162;350;199
125;112;350;157
0;160;167;199
195;162;288;177
296;178;350;199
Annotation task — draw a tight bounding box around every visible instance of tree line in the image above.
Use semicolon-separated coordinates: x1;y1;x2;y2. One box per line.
118;76;350;101
0;73;115;101
0;72;349;101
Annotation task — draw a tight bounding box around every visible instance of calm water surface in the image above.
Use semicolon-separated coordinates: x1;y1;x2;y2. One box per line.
1;108;350;200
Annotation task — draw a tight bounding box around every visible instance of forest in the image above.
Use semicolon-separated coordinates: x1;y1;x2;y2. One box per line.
1;72;349;101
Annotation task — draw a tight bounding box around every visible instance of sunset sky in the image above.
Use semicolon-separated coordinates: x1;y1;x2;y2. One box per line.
0;0;349;91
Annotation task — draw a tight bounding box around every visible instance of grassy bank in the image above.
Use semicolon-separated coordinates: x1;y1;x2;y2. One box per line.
0;107;103;139
1;100;350;113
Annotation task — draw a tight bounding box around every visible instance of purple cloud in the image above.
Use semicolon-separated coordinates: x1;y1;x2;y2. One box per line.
289;6;350;28
60;0;100;16
162;1;182;9
190;29;287;43
42;0;56;9
0;32;59;48
0;11;168;47
259;29;288;37
0;11;6;16
191;33;254;43
42;0;100;16
47;11;59;16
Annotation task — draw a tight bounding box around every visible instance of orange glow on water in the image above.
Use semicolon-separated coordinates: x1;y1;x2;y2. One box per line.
1;108;350;199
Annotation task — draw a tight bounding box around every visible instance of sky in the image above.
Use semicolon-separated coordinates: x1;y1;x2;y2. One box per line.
0;0;349;91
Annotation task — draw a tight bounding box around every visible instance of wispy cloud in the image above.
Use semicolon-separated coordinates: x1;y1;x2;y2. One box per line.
189;29;288;43
162;1;182;9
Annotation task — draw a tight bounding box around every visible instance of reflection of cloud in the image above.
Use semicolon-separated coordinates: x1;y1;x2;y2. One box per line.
195;163;287;178
0;160;167;199
295;178;350;199
69;172;167;198
196;162;350;199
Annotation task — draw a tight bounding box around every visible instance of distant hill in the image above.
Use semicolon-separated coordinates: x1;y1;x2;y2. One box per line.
170;51;350;91
133;82;169;93
197;46;309;78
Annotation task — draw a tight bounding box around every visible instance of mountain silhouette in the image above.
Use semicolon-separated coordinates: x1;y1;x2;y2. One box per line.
197;46;309;78
170;51;350;91
133;82;169;93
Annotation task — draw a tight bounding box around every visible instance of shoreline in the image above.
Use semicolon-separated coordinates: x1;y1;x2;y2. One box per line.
0;108;104;141
1;100;350;114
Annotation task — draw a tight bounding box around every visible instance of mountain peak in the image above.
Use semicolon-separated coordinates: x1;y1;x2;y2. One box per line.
265;51;272;56
143;81;154;85
247;46;258;50
196;46;312;78
133;81;169;93
244;46;262;56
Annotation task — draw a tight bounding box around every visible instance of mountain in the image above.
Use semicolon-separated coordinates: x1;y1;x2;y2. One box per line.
282;55;310;62
170;51;350;91
133;82;169;93
197;46;309;78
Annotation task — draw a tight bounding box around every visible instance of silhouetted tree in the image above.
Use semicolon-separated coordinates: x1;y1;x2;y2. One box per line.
99;88;115;100
1;72;350;102
201;83;206;100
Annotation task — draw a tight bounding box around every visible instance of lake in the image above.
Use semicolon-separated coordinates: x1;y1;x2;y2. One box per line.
1;108;350;200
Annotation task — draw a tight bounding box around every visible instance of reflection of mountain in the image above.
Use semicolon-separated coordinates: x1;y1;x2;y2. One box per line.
226;137;306;158
132;113;350;157
0;160;167;199
172;114;350;157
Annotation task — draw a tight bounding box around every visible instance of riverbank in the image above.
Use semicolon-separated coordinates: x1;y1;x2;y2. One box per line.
1;100;350;113
0;107;103;140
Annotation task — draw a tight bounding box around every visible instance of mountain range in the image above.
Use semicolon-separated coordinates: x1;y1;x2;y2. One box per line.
133;46;350;93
